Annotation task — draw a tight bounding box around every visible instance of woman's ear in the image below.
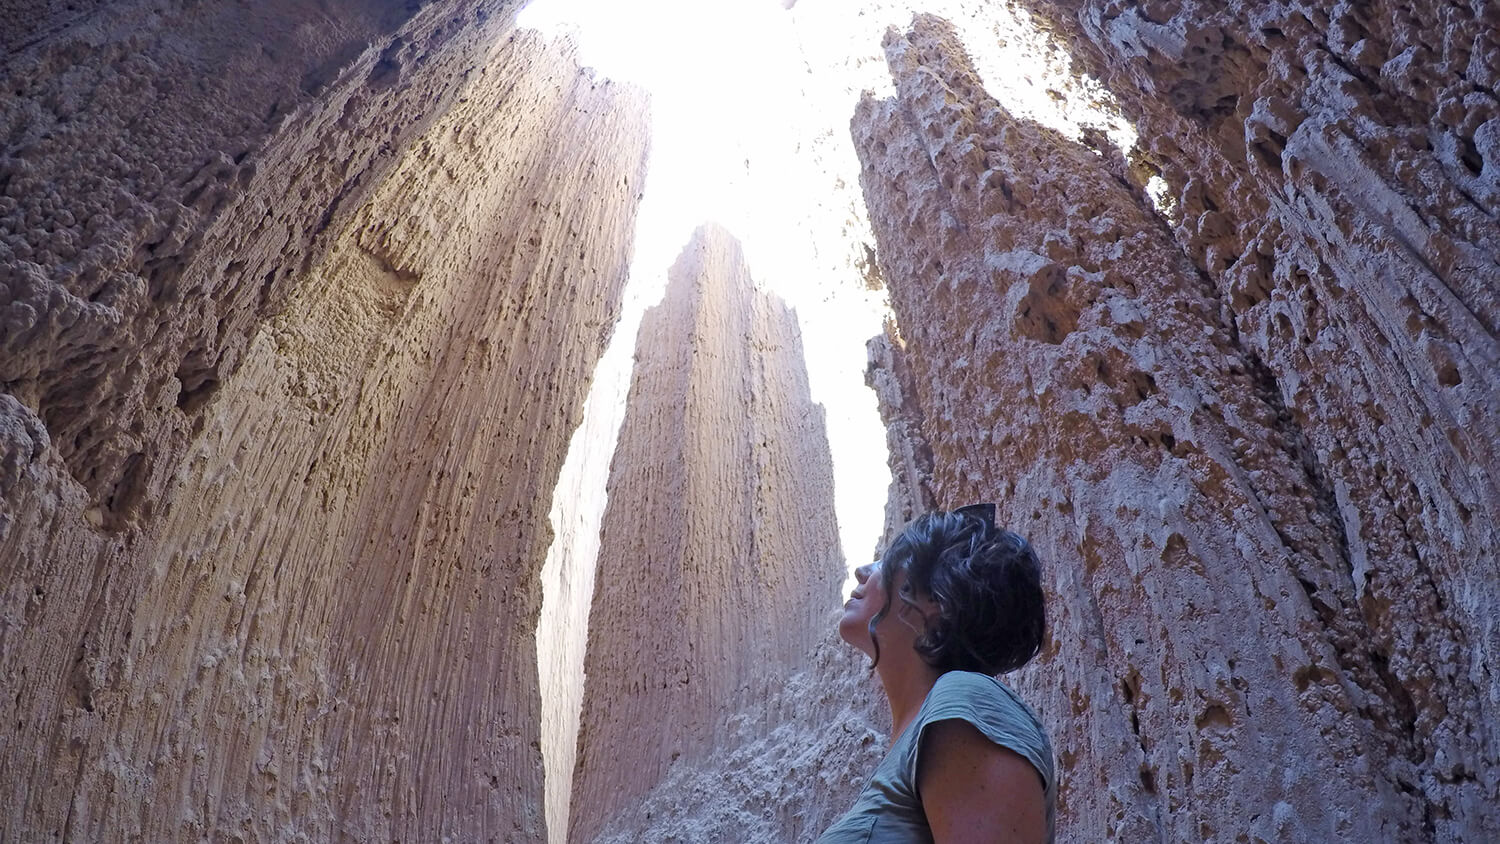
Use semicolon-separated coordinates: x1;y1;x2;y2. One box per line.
894;595;936;636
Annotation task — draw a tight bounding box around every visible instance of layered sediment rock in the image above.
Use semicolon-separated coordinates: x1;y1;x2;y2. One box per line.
1;0;518;527
590;628;888;844
854;13;1497;842
567;225;846;842
1015;4;1500;837
1;5;648;839
6;1;1496;841
865;322;938;545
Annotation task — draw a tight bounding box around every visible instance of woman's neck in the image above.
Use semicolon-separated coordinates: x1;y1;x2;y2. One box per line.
876;656;942;745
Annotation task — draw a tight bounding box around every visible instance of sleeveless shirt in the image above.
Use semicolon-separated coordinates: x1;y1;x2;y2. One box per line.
815;671;1056;843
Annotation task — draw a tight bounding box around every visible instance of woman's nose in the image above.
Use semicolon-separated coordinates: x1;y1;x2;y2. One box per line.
855;563;873;583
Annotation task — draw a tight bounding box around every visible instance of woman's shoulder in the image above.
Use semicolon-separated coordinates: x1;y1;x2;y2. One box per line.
916;671;1054;782
925;670;1034;718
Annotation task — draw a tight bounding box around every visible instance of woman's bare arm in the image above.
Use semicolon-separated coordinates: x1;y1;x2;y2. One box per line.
917;718;1047;844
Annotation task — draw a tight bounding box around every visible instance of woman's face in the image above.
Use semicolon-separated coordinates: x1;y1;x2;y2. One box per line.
839;559;929;659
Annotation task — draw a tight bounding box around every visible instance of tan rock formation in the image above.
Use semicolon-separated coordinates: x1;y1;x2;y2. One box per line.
853;13;1497;842
590;628;889;844
1;0;519;527
1;6;649;839
1014;4;1500;834
5;1;1496;841
566;224;846;842
865;321;938;547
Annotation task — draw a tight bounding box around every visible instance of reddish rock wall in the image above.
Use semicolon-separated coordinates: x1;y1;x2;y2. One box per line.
0;5;649;839
567;225;845;843
854;13;1497;842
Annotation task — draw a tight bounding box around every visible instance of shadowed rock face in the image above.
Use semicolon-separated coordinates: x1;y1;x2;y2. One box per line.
0;0;525;526
567;224;845;843
853;12;1497;843
1;4;648;839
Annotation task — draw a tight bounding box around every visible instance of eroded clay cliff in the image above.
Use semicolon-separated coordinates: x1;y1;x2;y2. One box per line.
855;12;1497;842
4;1;1497;842
1;4;648;839
566;224;847;842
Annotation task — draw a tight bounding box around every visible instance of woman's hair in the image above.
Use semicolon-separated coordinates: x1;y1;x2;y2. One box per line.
867;504;1046;675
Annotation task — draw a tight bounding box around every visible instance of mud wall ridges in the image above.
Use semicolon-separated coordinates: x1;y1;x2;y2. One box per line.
589;628;891;844
1014;0;1499;837
865;322;938;548
1;0;517;525
853;14;1497;841
0;13;649;840
567;224;844;843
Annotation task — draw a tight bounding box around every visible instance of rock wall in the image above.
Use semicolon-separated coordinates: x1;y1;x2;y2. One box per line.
6;1;1495;841
566;224;846;842
1;4;649;839
589;628;889;844
2;0;515;528
854;12;1497;843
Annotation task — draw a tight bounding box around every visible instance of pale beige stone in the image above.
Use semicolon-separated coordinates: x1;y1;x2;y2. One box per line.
852;12;1497;842
0;7;648;839
4;1;1497;842
567;224;846;842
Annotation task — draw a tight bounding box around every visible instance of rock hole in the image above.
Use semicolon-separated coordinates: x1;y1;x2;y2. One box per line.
103;451;149;528
1436;360;1461;387
1163;533;1188;563
1129;371;1157;403
182;182;208;208
1251;131;1287;170
176;373;221;415
1195;704;1233;730
1458;135;1483;176
258;269;279;311
1138;766;1157;793
369;54;403;91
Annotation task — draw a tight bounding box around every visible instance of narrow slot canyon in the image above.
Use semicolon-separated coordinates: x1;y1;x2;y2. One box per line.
2;1;1496;842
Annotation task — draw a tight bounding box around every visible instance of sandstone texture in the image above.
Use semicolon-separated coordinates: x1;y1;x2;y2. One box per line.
2;0;514;529
1;4;649;839
865;321;939;546
854;13;1497;843
566;224;847;842
590;627;889;844
5;0;1497;841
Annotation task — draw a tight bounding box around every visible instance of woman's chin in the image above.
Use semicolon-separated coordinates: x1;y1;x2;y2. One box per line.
836;612;864;648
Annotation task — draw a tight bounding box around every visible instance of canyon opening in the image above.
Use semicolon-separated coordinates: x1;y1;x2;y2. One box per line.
2;1;1496;842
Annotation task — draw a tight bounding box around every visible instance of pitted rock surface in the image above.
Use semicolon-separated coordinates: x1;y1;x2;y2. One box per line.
853;12;1497;842
0;9;648;839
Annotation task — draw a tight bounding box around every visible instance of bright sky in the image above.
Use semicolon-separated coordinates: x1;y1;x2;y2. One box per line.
521;3;1136;840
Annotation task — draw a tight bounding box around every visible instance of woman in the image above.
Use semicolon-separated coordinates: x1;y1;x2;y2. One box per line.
816;504;1055;843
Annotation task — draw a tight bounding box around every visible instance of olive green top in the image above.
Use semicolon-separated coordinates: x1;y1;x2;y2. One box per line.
816;671;1056;843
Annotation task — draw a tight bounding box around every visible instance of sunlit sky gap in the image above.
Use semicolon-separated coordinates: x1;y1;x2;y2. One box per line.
520;3;1137;840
